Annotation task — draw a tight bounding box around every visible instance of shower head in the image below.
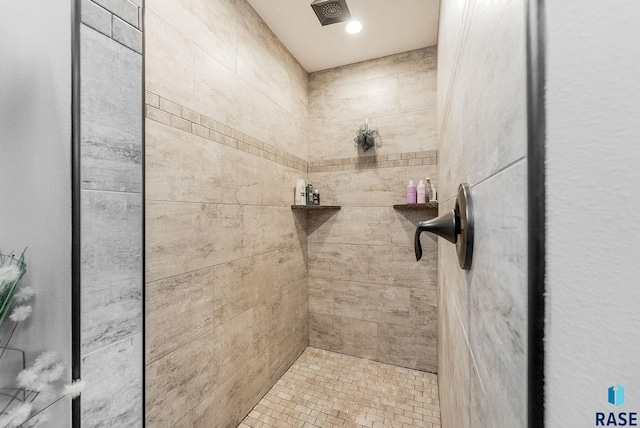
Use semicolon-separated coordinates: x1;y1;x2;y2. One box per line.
310;0;352;26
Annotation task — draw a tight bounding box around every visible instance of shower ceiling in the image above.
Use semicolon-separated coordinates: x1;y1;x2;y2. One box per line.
246;0;440;72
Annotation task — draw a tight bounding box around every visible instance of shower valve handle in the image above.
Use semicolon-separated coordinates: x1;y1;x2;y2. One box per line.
414;210;459;260
414;183;474;270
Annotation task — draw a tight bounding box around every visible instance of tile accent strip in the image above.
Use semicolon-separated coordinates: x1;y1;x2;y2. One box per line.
146;91;309;172
308;150;437;173
145;91;438;174
81;0;142;53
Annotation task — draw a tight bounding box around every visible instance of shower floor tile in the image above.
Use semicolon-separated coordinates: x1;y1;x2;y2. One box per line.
239;347;440;428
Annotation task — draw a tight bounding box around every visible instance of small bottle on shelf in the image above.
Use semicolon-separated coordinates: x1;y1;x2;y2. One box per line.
417;180;426;204
313;189;320;205
407;180;417;204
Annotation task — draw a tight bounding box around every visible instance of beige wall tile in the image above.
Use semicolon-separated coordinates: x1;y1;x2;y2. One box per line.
309;164;438;207
308;243;436;289
213;251;278;327
309;313;377;360
145;10;194;109
193;352;270;428
147;0;238;71
377;324;437;373
146;266;214;363
146;202;243;282
145;330;216;426
146;120;222;203
242;205;306;257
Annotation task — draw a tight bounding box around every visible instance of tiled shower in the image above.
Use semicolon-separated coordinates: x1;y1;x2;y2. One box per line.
144;0;441;426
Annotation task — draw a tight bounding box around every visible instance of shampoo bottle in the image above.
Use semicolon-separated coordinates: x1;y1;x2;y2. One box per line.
407;180;417;204
417;180;426;204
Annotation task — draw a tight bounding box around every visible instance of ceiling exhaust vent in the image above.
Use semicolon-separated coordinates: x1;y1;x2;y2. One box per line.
310;0;352;26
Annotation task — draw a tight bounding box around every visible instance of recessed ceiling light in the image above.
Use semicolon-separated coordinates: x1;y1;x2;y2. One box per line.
346;20;362;34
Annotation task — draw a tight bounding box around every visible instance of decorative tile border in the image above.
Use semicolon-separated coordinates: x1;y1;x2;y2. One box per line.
145;91;438;174
308;150;437;173
146;91;309;172
81;0;142;53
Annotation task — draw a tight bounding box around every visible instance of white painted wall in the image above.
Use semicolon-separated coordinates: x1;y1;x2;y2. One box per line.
0;1;72;425
545;1;640;425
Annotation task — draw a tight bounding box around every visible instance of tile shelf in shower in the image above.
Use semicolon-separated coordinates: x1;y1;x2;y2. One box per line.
290;205;341;210
393;202;439;210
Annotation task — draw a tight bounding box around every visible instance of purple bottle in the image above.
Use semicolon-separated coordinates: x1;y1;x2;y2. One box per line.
407;180;417;204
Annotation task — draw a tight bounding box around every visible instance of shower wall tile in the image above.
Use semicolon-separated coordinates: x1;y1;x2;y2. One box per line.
213;251;279;327
308;243;436;289
309;164;437;207
146;120;223;203
82;0;112;37
438;0;528;426
145;10;195;109
81;25;142;193
192;353;271;428
309;47;437;164
82;335;143;427
93;0;139;27
307;48;438;372
308;206;428;247
467;162;527;428
309;313;378;360
377;324;437;372
112;15;142;53
145;0;309;425
145;266;215;363
146;202;243;282
242;206;306;258
437;0;527;201
146;330;217;426
147;0;238;71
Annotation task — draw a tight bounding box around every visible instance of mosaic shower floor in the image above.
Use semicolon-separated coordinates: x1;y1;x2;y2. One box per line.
240;347;441;428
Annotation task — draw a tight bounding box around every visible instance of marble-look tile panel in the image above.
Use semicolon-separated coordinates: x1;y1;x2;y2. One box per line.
82;335;142;427
82;0;112;37
267;321;308;386
237;24;291;112
308;109;436;162
92;0;138;27
145;266;214;363
309;47;437;88
254;279;308;351
213;251;278;327
411;286;438;332
242;205;305;258
112;15;142;53
276;245;307;290
308;164;438;207
437;196;469;331
193;352;270;428
146;0;238;71
145;331;216;426
309;278;428;329
220;143;268;205
308;243;436;289
309;313;377;360
319;75;400;124
307;206;433;247
399;68;437;112
438;285;471;428
145;202;243;282
82;277;141;355
468;162;527;428
81;190;142;295
146;120;222;203
377;324;437;372
81;25;142;192
438;0;526;201
145;10;195;109
193;47;307;161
